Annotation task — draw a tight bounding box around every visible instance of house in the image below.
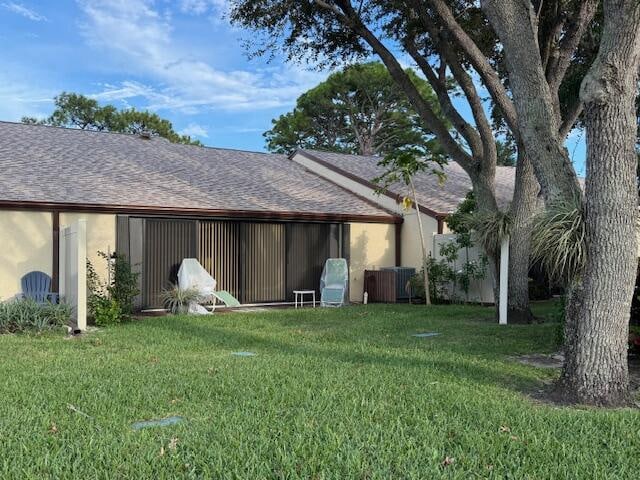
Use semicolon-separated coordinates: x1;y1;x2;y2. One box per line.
290;149;516;302
0;121;401;307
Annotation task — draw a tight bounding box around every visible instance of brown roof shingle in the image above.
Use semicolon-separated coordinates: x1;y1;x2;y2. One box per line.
296;149;516;215
0;122;397;221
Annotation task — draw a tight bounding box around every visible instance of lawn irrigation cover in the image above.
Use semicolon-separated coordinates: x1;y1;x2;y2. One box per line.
412;332;441;338
132;416;184;430
231;351;257;357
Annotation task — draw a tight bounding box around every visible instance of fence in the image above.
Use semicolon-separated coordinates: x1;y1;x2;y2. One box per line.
431;233;495;304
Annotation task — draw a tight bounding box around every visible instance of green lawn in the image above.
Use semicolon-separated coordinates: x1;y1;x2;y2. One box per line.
0;302;638;479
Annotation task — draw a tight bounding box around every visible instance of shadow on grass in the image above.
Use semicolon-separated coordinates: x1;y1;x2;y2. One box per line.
145;316;545;395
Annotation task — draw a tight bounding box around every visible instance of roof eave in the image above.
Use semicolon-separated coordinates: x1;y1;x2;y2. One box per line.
292;150;449;220
0;200;402;224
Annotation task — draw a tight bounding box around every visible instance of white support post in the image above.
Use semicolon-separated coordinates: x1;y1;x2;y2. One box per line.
76;220;87;332
499;236;509;325
60;220;87;333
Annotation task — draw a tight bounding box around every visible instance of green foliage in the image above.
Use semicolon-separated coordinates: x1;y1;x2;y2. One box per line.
92;296;122;327
0;299;70;333
466;209;512;255
87;251;140;325
495;139;516;166
410;262;447;304
265;62;438;156
373;146;447;193
22;92;202;146
160;285;203;314
552;296;567;348
445;192;476;235
98;252;140;319
531;199;586;285
410;237;488;305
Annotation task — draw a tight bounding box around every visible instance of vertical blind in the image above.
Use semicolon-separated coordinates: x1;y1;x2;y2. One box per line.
143;219;196;308
241;223;286;303
198;221;241;299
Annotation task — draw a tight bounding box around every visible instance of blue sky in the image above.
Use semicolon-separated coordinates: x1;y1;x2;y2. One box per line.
0;0;586;173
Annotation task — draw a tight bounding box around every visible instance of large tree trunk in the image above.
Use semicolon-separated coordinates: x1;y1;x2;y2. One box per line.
507;152;540;323
557;0;640;406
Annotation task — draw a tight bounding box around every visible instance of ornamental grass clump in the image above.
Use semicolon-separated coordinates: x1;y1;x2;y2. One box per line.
160;285;203;314
0;299;71;334
466;209;512;254
531;200;586;285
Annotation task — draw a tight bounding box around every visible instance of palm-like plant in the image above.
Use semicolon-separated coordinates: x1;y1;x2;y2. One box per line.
531;199;586;285
465;209;512;254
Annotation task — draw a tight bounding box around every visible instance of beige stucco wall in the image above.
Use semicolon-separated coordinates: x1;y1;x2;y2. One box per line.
400;211;440;270
0;210;53;300
60;213;116;285
0;211;117;301
349;222;396;302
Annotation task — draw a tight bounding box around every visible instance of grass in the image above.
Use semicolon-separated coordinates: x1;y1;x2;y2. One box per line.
0;301;638;479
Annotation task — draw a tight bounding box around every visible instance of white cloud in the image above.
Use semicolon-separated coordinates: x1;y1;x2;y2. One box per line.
1;2;47;21
0;73;54;121
76;0;324;113
179;122;209;138
179;0;228;16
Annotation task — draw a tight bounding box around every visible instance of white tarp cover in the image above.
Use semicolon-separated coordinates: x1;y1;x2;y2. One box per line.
320;258;349;307
178;259;216;315
178;258;216;295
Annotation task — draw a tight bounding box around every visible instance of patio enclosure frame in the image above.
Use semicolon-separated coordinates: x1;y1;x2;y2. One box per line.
116;215;350;309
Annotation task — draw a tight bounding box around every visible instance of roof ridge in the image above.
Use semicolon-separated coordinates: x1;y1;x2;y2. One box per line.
0;120;281;157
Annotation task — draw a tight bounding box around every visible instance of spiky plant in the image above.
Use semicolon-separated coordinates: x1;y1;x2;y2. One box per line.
466;209;512;254
531;199;586;285
160;285;203;314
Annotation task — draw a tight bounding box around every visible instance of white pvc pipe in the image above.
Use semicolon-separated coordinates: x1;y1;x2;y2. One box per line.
499;236;509;325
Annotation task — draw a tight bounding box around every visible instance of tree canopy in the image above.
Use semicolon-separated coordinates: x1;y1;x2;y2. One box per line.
265;62;438;156
230;0;640;406
22;92;202;146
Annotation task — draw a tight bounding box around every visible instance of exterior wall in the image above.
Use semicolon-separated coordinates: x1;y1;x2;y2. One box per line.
0;210;53;300
60;213;116;287
348;222;396;302
400;211;440;269
292;150;441;270
292;153;405;215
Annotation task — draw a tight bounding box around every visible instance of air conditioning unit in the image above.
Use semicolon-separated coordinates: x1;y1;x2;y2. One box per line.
380;267;416;301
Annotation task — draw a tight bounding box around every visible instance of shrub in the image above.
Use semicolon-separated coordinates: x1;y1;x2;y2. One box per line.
98;252;139;319
0;299;71;333
87;251;140;325
409;235;488;304
161;285;202;314
91;296;122;327
552;296;567;348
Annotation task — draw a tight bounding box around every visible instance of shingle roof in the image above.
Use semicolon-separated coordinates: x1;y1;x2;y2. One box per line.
0;122;396;221
296;149;516;216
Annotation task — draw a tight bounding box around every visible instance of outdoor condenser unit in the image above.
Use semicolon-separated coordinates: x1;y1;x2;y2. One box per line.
380;267;416;302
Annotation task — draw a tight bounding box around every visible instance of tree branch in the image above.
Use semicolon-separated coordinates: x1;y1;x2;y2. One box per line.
404;40;484;160
321;0;476;170
422;0;520;140
559;97;584;139
546;0;599;95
